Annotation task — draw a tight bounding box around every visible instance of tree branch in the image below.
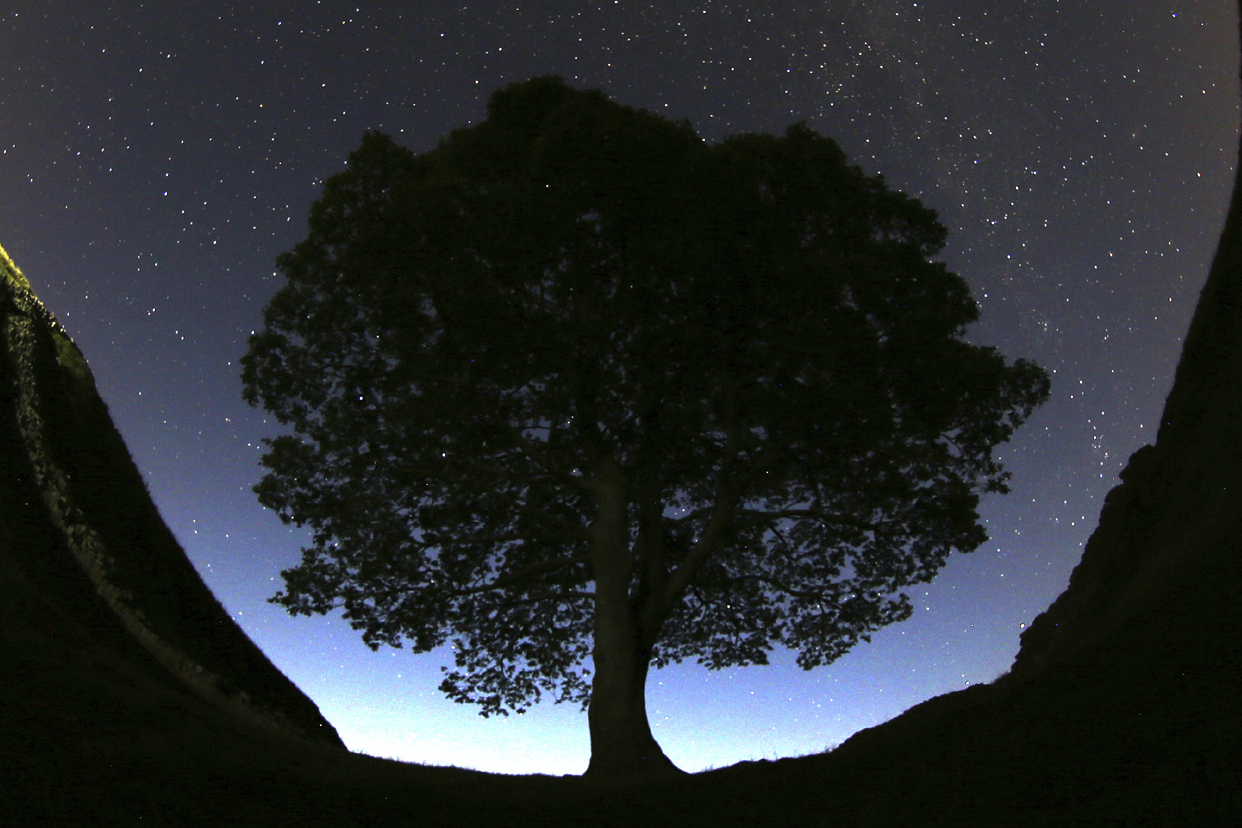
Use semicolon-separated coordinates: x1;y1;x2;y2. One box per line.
652;433;791;621
694;571;829;602
734;507;878;534
634;467;667;616
498;417;592;490
486;590;596;610
442;526;589;549
452;553;593;597
652;480;742;623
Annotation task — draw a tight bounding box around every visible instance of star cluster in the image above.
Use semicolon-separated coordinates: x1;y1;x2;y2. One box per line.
1;1;1237;774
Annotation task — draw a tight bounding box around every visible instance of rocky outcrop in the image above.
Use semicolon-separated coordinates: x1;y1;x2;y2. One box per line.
1010;102;1242;682
1;243;343;749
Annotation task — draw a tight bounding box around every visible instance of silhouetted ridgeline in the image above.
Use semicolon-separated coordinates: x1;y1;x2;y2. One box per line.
804;90;1242;821
1;244;343;750
1011;121;1242;675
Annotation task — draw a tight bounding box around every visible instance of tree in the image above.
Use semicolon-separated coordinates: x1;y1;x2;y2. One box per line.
241;77;1050;778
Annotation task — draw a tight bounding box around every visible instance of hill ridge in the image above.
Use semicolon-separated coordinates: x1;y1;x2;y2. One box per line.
1;243;344;747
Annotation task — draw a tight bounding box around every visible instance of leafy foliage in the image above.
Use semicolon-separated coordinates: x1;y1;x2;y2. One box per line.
242;77;1049;717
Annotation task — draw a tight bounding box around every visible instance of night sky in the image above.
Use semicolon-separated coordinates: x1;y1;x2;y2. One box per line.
2;1;1237;775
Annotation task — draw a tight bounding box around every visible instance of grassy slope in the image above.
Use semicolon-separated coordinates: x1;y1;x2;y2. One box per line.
2;248;355;823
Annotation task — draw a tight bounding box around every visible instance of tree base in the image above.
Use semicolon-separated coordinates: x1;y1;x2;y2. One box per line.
581;747;687;782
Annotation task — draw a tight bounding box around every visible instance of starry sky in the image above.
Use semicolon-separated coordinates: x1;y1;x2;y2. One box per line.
2;1;1237;775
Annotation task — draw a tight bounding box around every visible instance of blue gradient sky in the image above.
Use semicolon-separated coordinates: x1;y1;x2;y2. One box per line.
2;1;1237;774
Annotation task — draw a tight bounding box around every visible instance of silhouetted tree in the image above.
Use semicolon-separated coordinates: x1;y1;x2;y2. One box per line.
241;77;1050;778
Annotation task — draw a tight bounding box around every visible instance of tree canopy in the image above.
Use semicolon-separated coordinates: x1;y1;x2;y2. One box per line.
241;76;1050;776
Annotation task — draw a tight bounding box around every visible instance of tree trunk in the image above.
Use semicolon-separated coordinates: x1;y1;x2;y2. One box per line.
583;456;683;779
585;620;681;778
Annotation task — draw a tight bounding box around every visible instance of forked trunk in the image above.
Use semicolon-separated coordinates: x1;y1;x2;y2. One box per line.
583;457;683;779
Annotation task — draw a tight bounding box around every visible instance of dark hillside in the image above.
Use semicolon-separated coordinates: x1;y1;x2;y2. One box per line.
1;247;352;823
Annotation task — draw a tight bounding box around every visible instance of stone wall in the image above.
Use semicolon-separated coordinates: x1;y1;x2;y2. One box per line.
1;243;343;747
